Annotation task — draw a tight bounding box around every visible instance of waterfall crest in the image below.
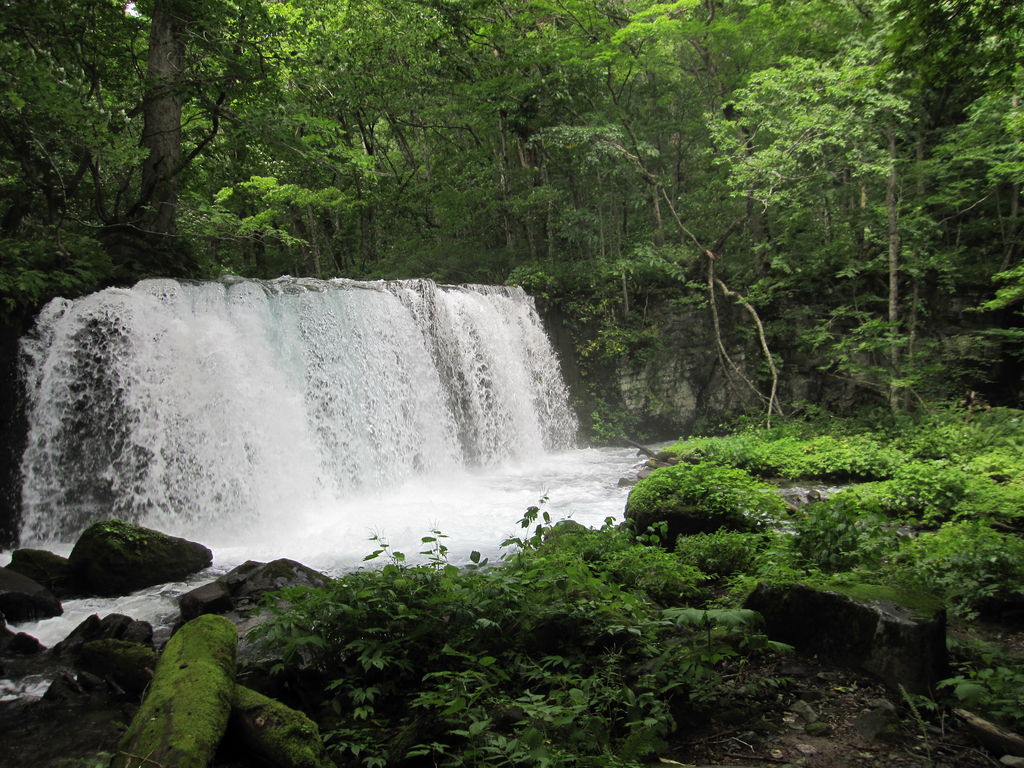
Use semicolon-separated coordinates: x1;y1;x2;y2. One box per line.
18;277;578;544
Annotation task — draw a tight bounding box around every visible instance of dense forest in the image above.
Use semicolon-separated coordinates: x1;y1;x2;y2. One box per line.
1;0;1023;417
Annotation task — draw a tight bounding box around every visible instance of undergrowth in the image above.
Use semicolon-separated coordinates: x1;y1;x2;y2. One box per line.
251;510;792;768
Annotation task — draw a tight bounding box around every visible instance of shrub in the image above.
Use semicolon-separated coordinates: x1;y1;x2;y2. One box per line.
790;493;900;573
675;530;766;579
251;518;789;768
625;462;786;544
893;520;1024;617
942;639;1024;731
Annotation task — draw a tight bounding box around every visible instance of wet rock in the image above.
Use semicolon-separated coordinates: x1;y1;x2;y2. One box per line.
7;632;44;655
0;567;62;622
1000;756;1024;767
744;581;947;695
68;519;212;597
5;549;79;599
179;559;330;623
78;639;157;700
54;613;154;657
179;580;234;622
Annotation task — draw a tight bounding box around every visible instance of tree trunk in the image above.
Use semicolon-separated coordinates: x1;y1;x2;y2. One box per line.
886;123;902;410
139;0;186;237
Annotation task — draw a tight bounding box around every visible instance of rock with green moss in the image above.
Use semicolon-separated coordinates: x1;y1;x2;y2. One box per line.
79;639;158;699
625;462;785;544
68;520;212;597
227;685;332;768
111;614;237;768
744;580;947;695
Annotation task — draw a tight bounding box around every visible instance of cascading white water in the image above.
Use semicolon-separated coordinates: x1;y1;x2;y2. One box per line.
18;276;580;549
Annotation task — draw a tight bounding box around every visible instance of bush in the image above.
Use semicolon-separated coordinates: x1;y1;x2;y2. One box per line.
675;530;766;579
942;640;1024;731
893;520;1024;617
790;493;900;573
625;463;785;544
251;520;789;767
666;431;901;481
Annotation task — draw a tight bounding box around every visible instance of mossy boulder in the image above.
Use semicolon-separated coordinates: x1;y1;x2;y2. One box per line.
68;520;212;596
79;639;158;699
744;580;947;695
227;685;332;768
112;614;237;768
6;548;79;598
625;463;785;544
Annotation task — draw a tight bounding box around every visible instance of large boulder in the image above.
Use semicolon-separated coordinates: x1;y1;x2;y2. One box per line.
228;685;333;768
5;548;79;598
68;520;212;597
744;581;947;695
179;558;330;622
0;567;62;622
111;614;238;768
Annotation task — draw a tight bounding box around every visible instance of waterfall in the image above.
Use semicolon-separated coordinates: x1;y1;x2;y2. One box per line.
18;277;578;546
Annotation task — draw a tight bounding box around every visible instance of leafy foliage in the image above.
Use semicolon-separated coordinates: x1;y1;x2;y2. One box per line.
252;515;789;767
626;462;786;541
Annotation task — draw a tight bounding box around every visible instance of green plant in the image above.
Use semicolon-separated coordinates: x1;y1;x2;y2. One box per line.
251;513;792;767
941;639;1024;731
790;493;900;572
626;462;785;543
675;530;766;579
893;520;1024;617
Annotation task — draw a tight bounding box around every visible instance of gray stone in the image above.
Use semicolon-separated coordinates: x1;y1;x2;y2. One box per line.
179;580;234;622
854;705;902;744
1000;756;1024;767
744;581;947;695
790;699;818;723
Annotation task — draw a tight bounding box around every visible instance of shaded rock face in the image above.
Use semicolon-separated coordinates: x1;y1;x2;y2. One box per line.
6;548;77;598
67;520;212;597
0;567;62;622
744;581;948;696
54;613;154;657
179;559;330;623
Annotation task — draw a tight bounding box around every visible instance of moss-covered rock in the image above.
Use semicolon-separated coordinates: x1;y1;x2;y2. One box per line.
6;548;79;598
80;639;158;699
111;614;237;768
228;685;332;768
625;462;785;544
68;520;212;597
744;580;947;695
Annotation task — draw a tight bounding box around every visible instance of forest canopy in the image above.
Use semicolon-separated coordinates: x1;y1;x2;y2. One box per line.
1;0;1022;408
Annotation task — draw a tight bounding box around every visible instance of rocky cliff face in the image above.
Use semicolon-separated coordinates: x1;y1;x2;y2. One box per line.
541;298;845;442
